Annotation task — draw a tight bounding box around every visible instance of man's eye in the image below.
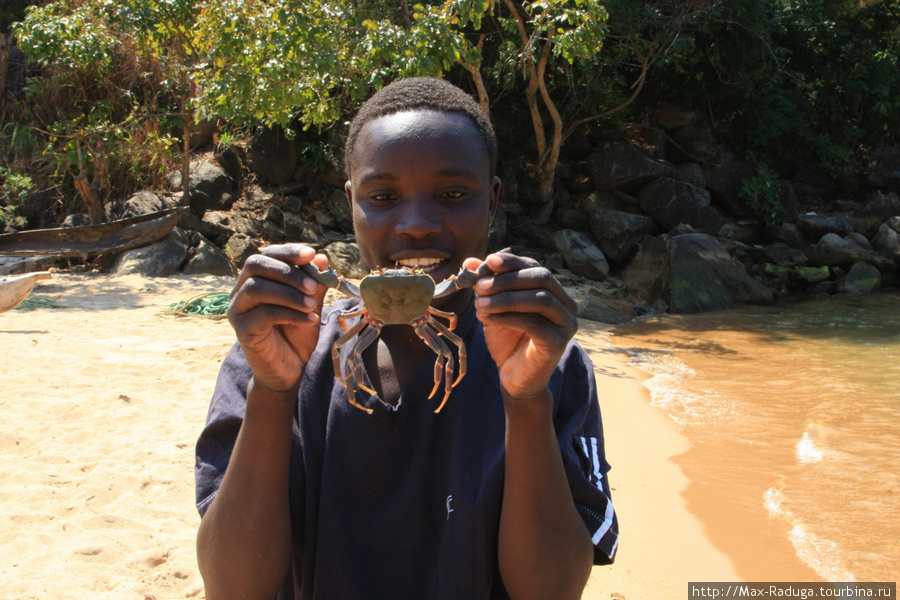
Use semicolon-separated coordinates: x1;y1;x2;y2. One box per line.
370;194;396;203
441;190;466;200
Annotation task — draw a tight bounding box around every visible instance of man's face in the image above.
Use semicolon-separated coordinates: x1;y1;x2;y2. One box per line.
345;109;500;287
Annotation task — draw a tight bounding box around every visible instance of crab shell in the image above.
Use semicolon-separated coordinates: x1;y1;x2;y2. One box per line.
357;268;436;325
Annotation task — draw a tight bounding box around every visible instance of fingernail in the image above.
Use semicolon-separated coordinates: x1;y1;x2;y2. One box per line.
303;294;317;308
475;296;489;309
302;277;318;293
475;278;492;291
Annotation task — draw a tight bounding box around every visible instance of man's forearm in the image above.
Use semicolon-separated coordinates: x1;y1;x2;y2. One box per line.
197;380;297;600
498;389;593;600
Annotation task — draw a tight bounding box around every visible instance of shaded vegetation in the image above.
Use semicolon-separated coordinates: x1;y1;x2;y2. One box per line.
1;0;899;229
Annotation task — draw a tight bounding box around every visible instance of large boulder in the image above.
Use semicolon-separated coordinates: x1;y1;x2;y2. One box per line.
586;143;702;193
852;192;900;239
182;234;236;276
865;147;900;194
168;161;234;215
284;213;327;248
248;126;301;185
668;122;721;164
588;209;657;265
550;229;610;281
872;217;900;260
225;233;260;269
838;261;881;294
323;241;368;278
638;177;726;235
796;212;854;239
623;233;773;314
112;228;190;277
810;233;896;271
119;191;173;219
700;150;757;218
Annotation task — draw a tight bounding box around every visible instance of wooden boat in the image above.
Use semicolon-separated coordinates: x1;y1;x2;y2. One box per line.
0;206;188;258
0;271;52;313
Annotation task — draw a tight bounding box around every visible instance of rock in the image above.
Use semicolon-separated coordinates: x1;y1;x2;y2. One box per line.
765;223;808;247
872;217;900;260
248;126;301;185
189;119;218;150
811;232;896;271
120;191;171;219
788;265;831;288
852;191;900;238
182;234;236;276
623;233;774;313
796;212;854;239
864;147;900;193
555;208;591;232
325;188;354;233
178;211;234;246
668;122;721;164
112;228;190;277
652;106;703;130
700;150;757;218
838;261;881;294
586;142;699;193
323;241;368;278
167;161;234;215
225;233;259;269
0;255;56;276
284;213;327;248
577;296;636;324
589;209;657;265
61;213;90;228
638;177;726;235
550;229;610;281
790;166;838;199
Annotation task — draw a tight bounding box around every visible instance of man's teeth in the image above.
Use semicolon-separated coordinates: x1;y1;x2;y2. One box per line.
397;258;443;269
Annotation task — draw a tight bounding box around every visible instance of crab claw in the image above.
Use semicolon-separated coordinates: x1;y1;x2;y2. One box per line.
296;261;361;298
433;247;511;298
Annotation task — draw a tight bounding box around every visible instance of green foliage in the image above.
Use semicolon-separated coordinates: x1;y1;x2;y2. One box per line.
0;166;32;232
739;160;786;225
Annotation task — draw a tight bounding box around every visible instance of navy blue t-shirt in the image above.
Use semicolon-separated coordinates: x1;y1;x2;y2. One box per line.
196;297;618;599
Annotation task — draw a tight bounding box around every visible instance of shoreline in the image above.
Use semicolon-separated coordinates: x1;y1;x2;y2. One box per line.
577;319;741;599
1;272;811;599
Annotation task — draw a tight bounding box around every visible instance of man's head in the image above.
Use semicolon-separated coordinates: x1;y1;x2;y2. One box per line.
344;77;497;179
343;78;500;295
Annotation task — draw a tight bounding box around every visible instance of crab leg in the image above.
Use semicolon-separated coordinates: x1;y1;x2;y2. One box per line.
426;306;458;331
415;322;456;413
427;315;467;389
332;318;368;394
347;324;381;396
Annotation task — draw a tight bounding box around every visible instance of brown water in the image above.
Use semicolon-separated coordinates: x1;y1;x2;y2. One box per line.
608;291;900;582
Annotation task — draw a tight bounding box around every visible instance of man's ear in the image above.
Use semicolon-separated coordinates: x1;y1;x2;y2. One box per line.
344;180;354;208
489;176;501;224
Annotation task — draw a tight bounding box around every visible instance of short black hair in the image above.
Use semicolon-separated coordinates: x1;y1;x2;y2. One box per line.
344;77;497;177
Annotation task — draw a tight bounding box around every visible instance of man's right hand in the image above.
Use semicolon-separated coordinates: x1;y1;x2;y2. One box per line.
227;244;331;394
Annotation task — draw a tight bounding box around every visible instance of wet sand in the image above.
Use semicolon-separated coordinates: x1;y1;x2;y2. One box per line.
0;272;782;599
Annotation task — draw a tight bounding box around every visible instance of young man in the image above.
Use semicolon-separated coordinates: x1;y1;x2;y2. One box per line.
195;77;617;600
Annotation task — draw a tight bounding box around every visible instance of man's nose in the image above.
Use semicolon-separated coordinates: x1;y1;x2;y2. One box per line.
395;199;441;238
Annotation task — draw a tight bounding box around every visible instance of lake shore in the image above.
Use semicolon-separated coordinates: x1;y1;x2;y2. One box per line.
0;272;789;599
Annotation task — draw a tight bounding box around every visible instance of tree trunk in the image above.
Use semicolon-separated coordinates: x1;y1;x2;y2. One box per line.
0;33;12;120
74;135;106;225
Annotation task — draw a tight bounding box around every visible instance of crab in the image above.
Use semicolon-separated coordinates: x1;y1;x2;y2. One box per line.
298;255;501;414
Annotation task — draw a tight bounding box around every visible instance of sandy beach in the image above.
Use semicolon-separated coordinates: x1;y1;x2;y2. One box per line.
1;272;751;599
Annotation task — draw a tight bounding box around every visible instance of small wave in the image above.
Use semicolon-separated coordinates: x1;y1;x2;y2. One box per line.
764;487;855;581
627;349;729;424
796;432;824;465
